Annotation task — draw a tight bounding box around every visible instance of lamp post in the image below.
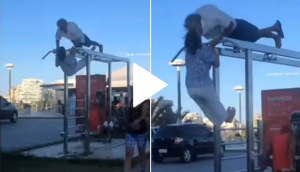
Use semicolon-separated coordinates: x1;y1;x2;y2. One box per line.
5;63;15;101
234;85;245;133
169;59;185;124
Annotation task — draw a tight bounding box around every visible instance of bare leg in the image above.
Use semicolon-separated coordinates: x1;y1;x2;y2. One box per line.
258;21;283;48
124;146;134;172
138;147;147;172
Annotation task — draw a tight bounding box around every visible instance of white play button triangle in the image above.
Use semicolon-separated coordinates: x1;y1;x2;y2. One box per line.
133;63;168;107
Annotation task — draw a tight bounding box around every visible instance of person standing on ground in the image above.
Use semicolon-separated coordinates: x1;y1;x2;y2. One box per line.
187;4;284;48
124;99;149;172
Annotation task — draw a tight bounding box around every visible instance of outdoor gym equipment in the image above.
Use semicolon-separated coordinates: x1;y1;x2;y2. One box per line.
42;47;131;154
171;38;300;172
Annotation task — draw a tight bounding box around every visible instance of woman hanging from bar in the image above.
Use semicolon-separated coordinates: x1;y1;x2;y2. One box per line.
190;5;284;48
183;14;236;126
55;46;94;76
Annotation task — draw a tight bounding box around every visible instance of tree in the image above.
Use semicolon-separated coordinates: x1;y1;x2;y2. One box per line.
151;96;177;127
181;110;190;119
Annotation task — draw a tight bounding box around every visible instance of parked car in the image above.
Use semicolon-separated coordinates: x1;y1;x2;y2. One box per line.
0;96;18;123
152;123;225;163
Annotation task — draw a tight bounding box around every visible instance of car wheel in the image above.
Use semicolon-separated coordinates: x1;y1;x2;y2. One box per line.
180;148;192;163
152;156;164;164
10;112;18;123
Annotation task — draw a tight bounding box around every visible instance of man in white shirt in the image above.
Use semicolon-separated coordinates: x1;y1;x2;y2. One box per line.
55;18;103;53
185;5;284;48
56;46;93;76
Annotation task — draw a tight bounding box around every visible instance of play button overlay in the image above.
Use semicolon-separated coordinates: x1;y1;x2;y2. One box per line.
133;63;167;107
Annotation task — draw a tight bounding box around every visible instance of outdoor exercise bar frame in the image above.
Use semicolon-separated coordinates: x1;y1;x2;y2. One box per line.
171;38;300;172
42;47;131;154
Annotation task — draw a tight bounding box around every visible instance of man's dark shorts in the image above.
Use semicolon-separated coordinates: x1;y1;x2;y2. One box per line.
72;34;94;47
228;19;260;42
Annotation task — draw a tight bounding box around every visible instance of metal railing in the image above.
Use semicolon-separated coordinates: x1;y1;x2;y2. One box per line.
219;120;264;172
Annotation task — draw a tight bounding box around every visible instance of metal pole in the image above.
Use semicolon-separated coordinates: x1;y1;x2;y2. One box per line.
245;50;254;172
177;66;181;123
9;69;11;100
108;63;112;118
84;55;91;154
257;120;264;171
108;63;112;141
239;92;242;135
213;67;221;172
63;74;69;154
126;62;130;106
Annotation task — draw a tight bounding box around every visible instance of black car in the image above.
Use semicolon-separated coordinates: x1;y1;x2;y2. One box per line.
152;123;225;163
0;96;18;123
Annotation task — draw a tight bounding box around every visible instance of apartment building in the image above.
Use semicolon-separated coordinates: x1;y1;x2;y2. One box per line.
10;85;22;103
19;78;44;104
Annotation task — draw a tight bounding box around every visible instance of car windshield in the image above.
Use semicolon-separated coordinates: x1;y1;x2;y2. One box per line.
0;96;8;104
153;125;186;138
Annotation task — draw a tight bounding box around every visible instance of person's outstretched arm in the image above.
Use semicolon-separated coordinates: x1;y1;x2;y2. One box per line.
55;30;62;67
210;45;220;68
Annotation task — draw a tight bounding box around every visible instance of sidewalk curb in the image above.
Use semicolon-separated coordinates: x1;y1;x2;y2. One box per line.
6;137;81;154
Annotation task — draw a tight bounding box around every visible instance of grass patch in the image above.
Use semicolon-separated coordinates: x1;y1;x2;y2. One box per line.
1;153;123;172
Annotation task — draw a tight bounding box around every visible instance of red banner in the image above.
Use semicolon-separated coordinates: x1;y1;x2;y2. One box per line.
76;75;107;132
261;88;300;166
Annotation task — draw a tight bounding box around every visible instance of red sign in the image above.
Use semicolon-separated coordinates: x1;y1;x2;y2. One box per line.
76;75;107;132
261;88;300;166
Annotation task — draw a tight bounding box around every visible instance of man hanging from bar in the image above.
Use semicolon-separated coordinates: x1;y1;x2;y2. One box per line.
188;5;284;48
55;46;93;76
183;15;236;127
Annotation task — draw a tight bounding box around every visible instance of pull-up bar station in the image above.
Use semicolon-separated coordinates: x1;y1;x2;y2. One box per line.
171;38;300;172
42;47;131;154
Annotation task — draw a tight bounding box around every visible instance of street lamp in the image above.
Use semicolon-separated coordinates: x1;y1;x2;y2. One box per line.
169;59;185;124
5;63;15;101
234;85;245;132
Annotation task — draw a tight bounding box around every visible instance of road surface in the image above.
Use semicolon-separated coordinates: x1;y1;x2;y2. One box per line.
151;152;272;172
1;118;76;152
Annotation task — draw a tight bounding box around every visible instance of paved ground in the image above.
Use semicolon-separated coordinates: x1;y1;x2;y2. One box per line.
1;118;76;152
151;152;272;172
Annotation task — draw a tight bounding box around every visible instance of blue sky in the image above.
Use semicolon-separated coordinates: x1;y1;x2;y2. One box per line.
0;0;150;93
1;0;299;122
151;0;300;120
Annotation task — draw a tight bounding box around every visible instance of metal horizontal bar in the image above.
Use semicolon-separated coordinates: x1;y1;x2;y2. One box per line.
218;48;300;68
230;167;261;172
71;107;85;110
69;99;85;102
221;142;245;146
221;128;246;131
68;133;84;138
68;116;85;120
77;47;130;63
57;124;85;130
222;155;246;161
222;38;300;60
